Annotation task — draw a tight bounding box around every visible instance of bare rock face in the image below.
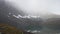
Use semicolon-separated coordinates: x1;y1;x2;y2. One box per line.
40;18;60;34
0;1;43;34
0;0;33;34
42;18;60;30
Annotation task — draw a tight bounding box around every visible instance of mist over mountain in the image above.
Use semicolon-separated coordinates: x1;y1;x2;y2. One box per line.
0;0;43;31
1;0;60;34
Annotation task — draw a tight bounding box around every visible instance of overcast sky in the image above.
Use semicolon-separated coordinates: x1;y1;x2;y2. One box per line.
5;0;60;18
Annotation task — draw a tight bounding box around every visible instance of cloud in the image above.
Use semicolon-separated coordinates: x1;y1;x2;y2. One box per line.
13;14;40;19
5;0;60;19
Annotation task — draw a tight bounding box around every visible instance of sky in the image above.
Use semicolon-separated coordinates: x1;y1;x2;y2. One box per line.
5;0;60;18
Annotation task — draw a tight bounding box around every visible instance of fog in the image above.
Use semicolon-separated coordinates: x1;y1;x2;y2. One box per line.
5;0;60;19
0;0;43;32
0;0;60;34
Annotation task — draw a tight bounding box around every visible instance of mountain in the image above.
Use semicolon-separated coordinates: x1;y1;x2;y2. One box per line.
0;0;43;31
